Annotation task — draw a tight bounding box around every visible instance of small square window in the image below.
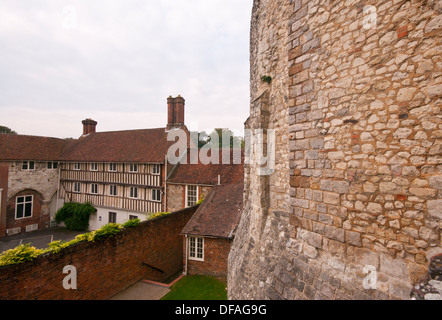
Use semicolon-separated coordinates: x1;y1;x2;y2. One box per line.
129;187;138;199
152;189;161;202
110;185;117;196
129;164;138;173
152;164;161;175
188;237;204;261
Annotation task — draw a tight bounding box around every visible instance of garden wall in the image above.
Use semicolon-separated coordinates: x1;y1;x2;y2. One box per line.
0;206;197;300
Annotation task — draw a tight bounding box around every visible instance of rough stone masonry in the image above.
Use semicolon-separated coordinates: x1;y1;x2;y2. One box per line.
228;0;441;300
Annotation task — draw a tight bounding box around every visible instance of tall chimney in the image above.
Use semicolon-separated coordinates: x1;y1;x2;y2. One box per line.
167;95;185;130
167;96;176;129
82;118;97;135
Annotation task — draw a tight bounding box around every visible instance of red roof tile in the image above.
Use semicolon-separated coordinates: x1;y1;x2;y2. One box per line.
0;134;70;161
181;182;244;238
167;149;244;185
60;128;178;163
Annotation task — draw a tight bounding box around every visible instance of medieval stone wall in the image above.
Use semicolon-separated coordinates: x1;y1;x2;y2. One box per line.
229;0;441;300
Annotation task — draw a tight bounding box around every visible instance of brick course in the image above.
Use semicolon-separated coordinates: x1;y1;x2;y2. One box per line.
0;206;197;300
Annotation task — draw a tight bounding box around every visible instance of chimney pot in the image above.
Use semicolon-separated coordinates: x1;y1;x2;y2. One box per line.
167;95;185;129
82;118;97;135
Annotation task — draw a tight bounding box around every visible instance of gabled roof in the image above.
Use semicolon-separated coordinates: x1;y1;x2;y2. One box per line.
167;149;244;185
59;128;179;163
0;134;71;161
181;182;244;239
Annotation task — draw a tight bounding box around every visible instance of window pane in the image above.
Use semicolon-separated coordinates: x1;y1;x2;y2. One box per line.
17;196;24;203
25;196;32;202
16;204;24;218
25;203;32;217
29;161;35;169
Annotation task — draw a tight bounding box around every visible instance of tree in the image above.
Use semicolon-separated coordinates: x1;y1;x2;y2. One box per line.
0;126;17;135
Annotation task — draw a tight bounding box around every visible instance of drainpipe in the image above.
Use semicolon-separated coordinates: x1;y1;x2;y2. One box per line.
164;156;167;212
184;235;188;275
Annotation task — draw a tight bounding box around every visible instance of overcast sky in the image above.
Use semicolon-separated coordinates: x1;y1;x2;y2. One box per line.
0;0;252;139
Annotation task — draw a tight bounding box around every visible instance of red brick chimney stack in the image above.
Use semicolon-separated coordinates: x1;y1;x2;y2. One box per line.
167;95;185;130
82;118;97;135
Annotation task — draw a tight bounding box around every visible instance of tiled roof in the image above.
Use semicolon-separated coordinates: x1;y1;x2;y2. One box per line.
181;182;244;238
0;134;71;161
59;128;177;163
167;149;244;185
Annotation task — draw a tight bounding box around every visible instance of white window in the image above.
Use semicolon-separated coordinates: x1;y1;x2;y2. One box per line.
109;163;117;172
22;161;35;170
16;195;33;219
109;185;117;196
47;162;58;169
129;187;138;199
91;183;98;194
90;163;98;171
186;185;198;207
188;237;204;261
73;182;81;193
109;212;117;224
129;163;138;173
152;164;161;175
152;189;161;202
73;163;81;170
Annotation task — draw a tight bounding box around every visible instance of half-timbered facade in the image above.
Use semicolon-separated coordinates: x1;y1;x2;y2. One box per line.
58;96;188;229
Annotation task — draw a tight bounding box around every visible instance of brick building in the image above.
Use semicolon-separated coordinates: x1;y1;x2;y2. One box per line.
181;182;244;279
0;135;70;237
1;95;245;240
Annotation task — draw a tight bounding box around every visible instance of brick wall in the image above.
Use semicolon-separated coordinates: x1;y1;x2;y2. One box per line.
186;237;231;279
0;206;197;300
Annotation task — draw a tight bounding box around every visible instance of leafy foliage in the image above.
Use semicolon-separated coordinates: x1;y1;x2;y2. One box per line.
0;244;43;266
88;223;123;241
55;202;96;231
0;125;17;135
122;218;140;228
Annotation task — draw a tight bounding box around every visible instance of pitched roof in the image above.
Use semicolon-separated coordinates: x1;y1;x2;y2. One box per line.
0;134;70;161
167;149;244;185
181;182;244;238
59;128;178;163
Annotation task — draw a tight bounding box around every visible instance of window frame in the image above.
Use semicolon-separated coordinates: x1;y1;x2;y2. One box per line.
47;161;58;170
129;186;138;199
186;185;198;207
129;163;138;173
109;212;117;224
91;183;98;194
109;185;117;196
22;161;35;171
90;163;98;171
188;236;204;261
73;182;81;193
151;164;161;175
15;195;33;219
109;163;117;172
151;189;161;202
73;162;81;171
